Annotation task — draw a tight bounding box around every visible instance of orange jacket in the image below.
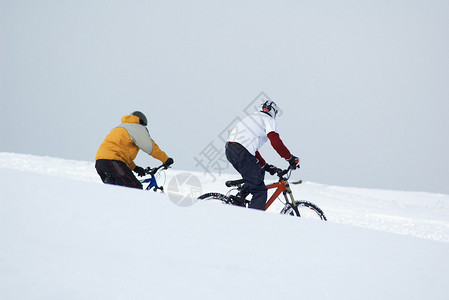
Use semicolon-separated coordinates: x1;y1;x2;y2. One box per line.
95;115;169;170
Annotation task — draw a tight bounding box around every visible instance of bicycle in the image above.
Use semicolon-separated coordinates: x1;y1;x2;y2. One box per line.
140;164;168;192
103;164;167;191
197;165;327;220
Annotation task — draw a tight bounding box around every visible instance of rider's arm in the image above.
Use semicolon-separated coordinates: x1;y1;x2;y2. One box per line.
150;140;169;163
267;131;292;160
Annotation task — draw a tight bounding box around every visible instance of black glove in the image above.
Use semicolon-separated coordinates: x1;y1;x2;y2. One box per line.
134;166;146;177
288;155;300;170
163;157;174;168
263;164;278;175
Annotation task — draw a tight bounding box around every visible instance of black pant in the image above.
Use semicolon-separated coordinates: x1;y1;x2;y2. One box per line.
95;159;142;189
225;142;267;210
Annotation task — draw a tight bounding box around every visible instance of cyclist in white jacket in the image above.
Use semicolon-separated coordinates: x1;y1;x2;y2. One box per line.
226;101;299;210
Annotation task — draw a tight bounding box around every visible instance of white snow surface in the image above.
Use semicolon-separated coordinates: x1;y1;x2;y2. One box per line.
1;152;448;299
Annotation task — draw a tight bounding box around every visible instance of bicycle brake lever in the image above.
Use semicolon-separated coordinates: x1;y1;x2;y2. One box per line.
145;165;165;176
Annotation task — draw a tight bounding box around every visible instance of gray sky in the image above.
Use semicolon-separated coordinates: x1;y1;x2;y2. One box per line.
1;0;448;194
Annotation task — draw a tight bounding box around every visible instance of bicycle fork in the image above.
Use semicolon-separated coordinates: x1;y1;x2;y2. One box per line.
283;181;301;216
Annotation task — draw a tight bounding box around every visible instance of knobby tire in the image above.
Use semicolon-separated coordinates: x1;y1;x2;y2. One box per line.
280;200;327;221
197;193;229;204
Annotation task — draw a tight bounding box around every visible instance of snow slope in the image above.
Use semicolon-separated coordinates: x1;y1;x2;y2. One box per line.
1;153;448;299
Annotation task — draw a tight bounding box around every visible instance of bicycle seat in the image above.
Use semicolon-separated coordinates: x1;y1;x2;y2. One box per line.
225;179;245;187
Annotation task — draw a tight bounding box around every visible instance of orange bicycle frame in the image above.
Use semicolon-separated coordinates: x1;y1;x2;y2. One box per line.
265;180;294;211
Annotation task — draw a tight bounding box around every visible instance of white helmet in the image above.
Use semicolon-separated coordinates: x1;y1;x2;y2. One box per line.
260;100;279;119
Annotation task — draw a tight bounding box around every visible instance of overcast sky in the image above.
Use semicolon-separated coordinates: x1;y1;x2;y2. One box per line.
1;0;448;194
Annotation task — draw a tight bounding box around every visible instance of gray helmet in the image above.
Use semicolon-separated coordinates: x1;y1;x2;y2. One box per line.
131;111;148;126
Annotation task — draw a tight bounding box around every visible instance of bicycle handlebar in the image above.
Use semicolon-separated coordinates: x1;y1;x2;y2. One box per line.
144;163;170;176
276;164;298;179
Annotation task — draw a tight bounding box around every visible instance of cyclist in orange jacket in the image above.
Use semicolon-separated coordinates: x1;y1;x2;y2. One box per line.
95;111;173;189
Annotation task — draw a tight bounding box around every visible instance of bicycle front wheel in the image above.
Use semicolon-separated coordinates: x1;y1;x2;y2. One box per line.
280;201;327;221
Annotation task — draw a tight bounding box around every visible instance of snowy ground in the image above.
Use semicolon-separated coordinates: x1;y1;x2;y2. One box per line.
1;152;448;299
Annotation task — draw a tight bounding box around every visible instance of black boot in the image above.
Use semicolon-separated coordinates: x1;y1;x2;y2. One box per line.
229;195;249;207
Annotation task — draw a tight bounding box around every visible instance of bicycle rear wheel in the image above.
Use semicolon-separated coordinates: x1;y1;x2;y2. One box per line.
197;193;230;204
280;201;327;221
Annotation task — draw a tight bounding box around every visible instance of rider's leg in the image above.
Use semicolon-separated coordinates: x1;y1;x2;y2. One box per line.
95;162;111;184
95;159;143;189
243;168;267;210
238;184;250;199
225;143;267;210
